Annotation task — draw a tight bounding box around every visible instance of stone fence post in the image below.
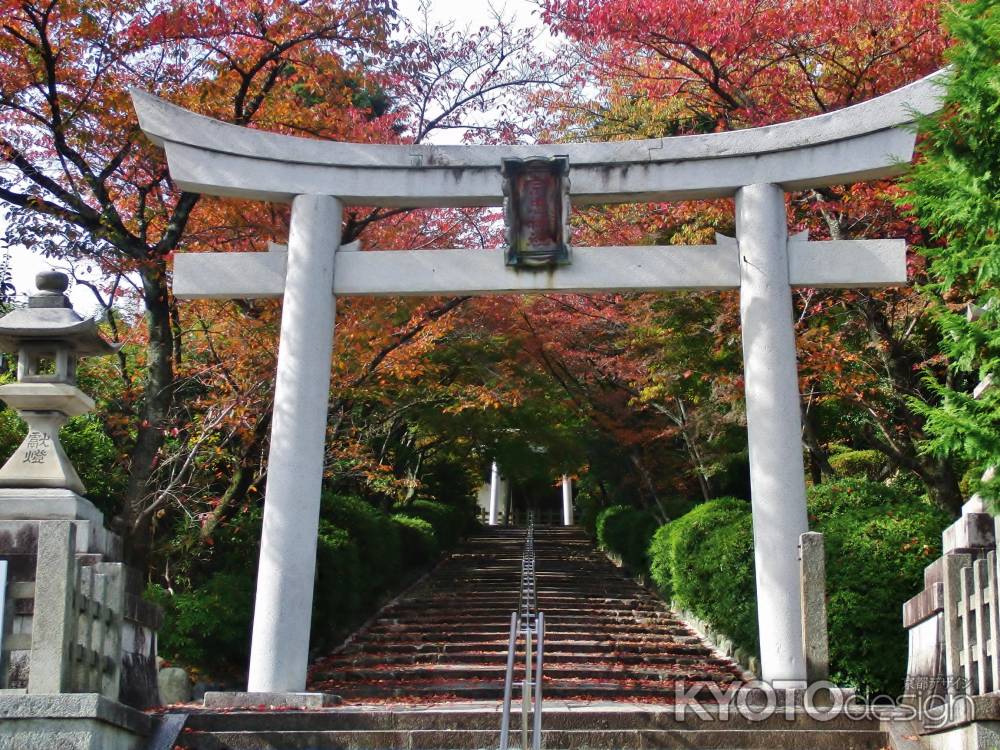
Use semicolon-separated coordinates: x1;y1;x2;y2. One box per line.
27;521;77;694
799;531;829;683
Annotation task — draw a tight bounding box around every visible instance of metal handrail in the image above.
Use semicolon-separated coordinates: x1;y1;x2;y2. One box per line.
499;612;517;749
500;517;544;750
532;612;544;747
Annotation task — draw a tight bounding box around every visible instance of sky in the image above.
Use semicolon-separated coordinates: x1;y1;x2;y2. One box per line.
8;243;104;312
398;0;548;41
6;0;552;313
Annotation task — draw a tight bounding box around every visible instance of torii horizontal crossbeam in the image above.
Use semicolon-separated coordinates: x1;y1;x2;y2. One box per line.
131;71;945;207
173;239;905;299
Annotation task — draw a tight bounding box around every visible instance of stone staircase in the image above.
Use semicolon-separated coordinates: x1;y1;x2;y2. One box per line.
170;525;891;749
309;526;744;702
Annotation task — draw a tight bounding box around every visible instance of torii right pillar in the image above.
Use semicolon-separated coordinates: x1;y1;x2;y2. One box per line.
736;183;809;685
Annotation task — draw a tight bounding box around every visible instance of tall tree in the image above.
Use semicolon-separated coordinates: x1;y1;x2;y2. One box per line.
538;0;963;511
0;0;397;564
0;0;558;565
902;0;1000;502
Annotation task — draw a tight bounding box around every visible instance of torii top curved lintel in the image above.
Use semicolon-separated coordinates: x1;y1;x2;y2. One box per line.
130;70;945;208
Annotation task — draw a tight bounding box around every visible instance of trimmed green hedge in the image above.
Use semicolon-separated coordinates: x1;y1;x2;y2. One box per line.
828;449;885;481
147;571;254;674
596;504;659;573
313;521;364;647
392;513;440;567
578;494;604;537
322;493;402;599
648;498;757;653
809;479;949;692
400;498;466;549
646;480;949;694
152;493;474;676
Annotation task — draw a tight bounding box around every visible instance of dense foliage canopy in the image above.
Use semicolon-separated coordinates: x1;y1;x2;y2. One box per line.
902;0;1000;501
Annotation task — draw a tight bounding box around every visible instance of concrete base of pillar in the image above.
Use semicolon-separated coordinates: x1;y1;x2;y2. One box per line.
0;693;150;750
203;691;342;709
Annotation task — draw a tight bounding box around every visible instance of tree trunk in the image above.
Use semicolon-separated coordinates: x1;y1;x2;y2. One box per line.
629;452;669;524
801;408;835;484
118;261;175;569
862;423;963;516
916;457;964;517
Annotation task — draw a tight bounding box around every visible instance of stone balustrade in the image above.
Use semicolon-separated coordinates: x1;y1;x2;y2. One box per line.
0;519;160;707
904;501;997;699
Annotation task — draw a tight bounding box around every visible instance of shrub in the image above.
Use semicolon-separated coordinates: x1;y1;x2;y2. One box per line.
647;498;758;655
148;571;254;675
828;450;886;481
645;482;950;694
402;499;464;549
648;524;675;599
392;513;440;567
596;505;659;574
595;505;629;548
812;480;948;693
578;494;605;537
322;493;402;599
807;476;913;521
312;521;363;648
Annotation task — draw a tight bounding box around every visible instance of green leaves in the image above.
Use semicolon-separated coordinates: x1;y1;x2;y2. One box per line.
902;0;1000;499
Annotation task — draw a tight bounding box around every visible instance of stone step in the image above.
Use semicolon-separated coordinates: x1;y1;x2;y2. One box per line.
342;639;715;656
320;652;734;668
382;605;671;616
356;627;701;648
367;615;695;638
370;613;683;625
176;727;888;749
177;707;884;733
413;590;647;598
317;680;742;701
311;665;740;682
391;600;659;611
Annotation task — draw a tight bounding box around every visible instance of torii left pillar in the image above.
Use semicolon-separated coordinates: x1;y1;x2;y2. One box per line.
247;194;341;693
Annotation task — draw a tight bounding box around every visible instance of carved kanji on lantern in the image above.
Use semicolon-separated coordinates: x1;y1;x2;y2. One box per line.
502;156;571;268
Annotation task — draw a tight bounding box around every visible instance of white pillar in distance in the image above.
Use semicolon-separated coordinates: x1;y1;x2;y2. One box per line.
561;475;573;526
736;183;809;685
248;194;342;693
489;462;501;526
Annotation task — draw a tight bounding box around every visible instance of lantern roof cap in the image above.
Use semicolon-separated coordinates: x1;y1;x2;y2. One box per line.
0;272;116;355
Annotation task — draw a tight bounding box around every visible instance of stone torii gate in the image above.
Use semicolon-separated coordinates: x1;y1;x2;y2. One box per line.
130;71;944;698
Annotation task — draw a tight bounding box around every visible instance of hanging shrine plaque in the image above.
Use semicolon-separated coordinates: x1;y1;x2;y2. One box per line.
501;156;571;268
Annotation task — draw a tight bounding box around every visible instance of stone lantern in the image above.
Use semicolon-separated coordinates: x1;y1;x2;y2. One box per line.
0;271;115;494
